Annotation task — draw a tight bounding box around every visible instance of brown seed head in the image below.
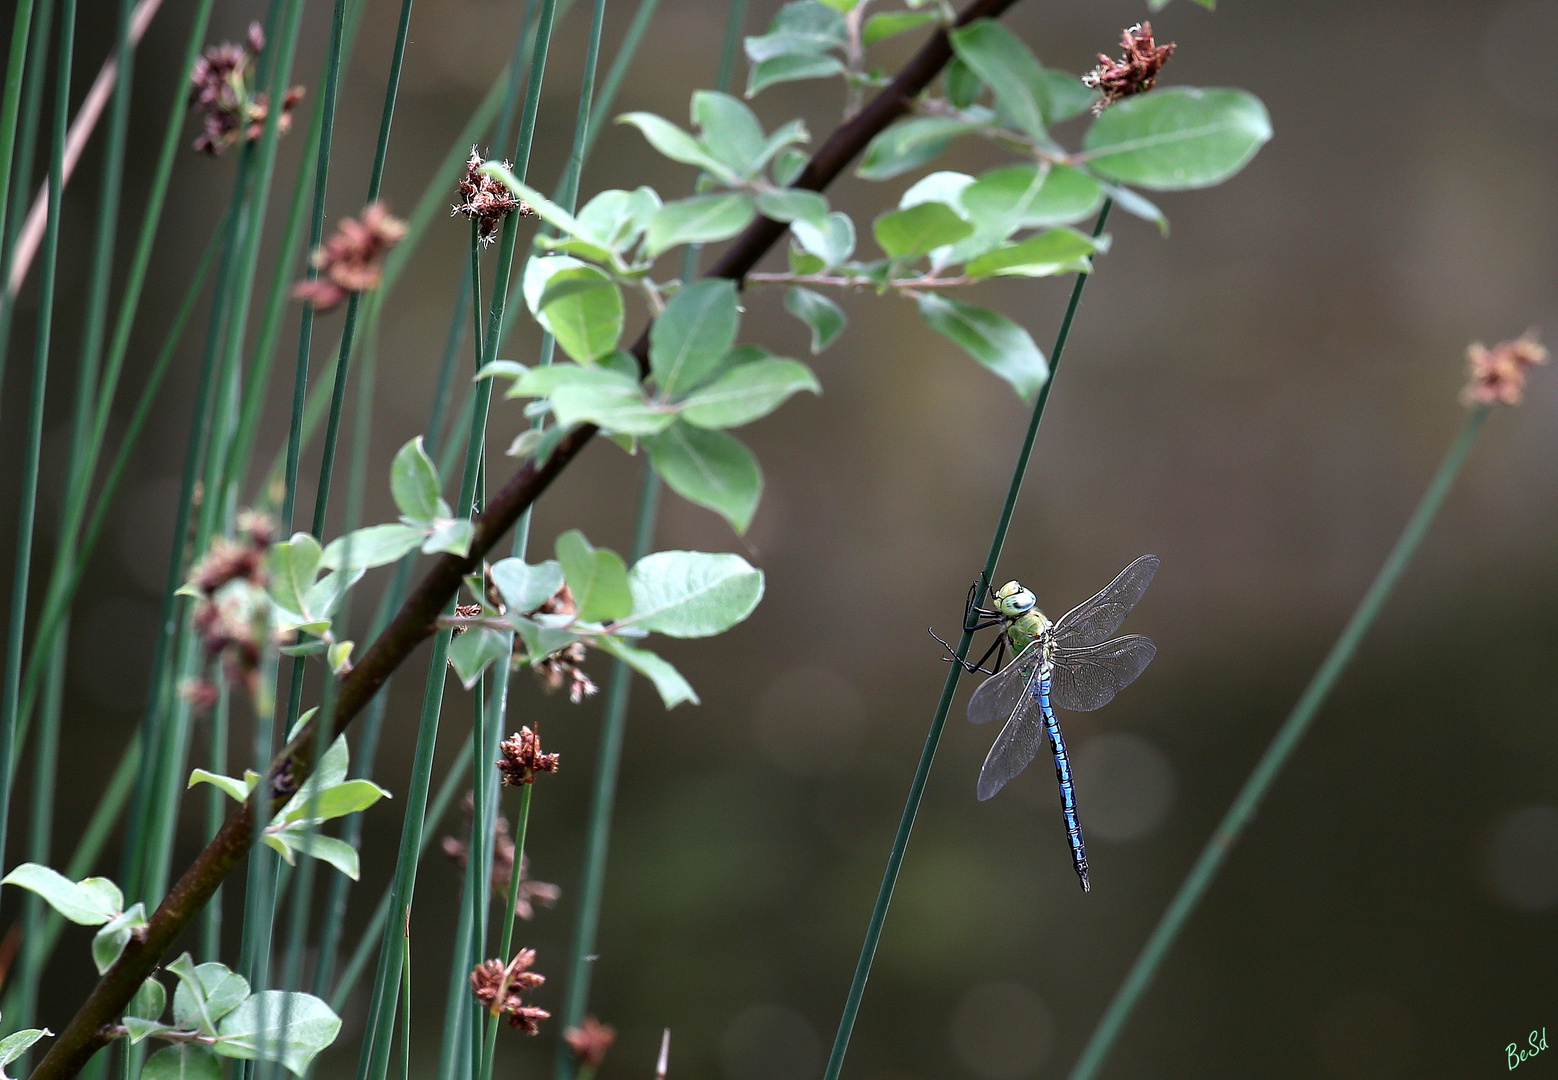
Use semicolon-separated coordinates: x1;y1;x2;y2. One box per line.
293;203;408;311
470;949;549;1032
565;1017;616;1070
189;23;304;156
522;583;598;702
1082;22;1175;113
454;149;534;245
497;727;560;786
1462;330;1548;407
443;796;561;918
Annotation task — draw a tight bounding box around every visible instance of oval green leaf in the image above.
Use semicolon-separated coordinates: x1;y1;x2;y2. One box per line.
874;201;973;259
645;192;756;257
915;293;1049;400
650;278;741;397
644;422;762;534
625;550;765;637
1082;87;1272;190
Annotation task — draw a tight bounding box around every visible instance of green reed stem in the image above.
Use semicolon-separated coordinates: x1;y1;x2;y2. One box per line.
820;199;1113;1080
0;0;37;302
1066;402;1491;1080
0;0;51;414
0;0;72;912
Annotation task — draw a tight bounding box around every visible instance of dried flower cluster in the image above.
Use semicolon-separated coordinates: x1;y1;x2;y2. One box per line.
188;22;304;156
470;949;548;1033
497;727;560;786
453;149;533;244
291;203;408;312
451;603;484;637
181;512;277;710
565;1016;616;1070
1462;331;1548;407
524;582;598;702
1082;22;1175;113
442;795;561;919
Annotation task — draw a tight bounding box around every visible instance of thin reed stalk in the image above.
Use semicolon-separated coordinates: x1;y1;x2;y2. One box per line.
0;0;52;412
1066;404;1492;1080
820;199;1113;1080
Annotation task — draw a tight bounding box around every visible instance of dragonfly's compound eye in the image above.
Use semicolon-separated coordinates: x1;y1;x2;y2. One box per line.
996;585;1036;617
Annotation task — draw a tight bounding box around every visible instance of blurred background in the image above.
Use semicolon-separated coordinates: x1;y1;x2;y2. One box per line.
2;0;1557;1078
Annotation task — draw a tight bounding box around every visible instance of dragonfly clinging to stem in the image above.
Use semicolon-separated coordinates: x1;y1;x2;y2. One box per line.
938;555;1159;892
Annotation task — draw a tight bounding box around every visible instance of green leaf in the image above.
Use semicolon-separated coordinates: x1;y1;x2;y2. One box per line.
644;424;762;534
301;567;364;626
678;354;823;430
744;1;847;61
964;227;1098;277
92;902;147;973
616;112;739;184
1101;182;1169;233
874;201;973;259
550;372;674;436
863;10;937;45
169;956;250;1032
0;1027;50;1070
960;163;1102;232
214;991;342;1075
266;534;322;616
0;864;120;925
129;976;167;1022
556;530;633;623
771;146;808;186
624;550;765;637
508;615;581;664
268;828;362;880
491;558;565;613
448;627;509;690
790;211;854;268
595;637;699;709
421;519;473;558
783;287;846;354
650;278;741;397
691;91;767;176
915;293;1049;399
1082;87;1272;190
319;523;424;572
753;118;810;176
944;56;982;109
1039;67;1095;123
754;188;828;224
949;20;1049;139
645;192;756;257
188;768;257;802
538;265;625;364
390;437;444;524
574;186;661;252
282;779;391;824
746;52;845;98
141;1045;222;1080
328;640;353;674
857;116;982;181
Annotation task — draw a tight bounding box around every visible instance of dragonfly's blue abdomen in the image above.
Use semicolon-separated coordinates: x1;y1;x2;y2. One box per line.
1035;675;1089;892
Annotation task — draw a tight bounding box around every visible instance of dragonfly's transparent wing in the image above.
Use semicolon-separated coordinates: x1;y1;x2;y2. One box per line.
1049;634;1156;712
977;702;1045;801
1051;554;1159;649
967;640;1044;726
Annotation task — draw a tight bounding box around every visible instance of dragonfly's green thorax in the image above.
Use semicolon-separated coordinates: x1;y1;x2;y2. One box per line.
992;580;1052;659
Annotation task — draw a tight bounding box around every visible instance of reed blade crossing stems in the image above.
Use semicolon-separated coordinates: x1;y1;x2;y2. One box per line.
818;199;1112;1080
1066;404;1492;1080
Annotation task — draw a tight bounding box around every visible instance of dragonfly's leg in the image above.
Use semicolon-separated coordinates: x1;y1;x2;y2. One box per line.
963;574;995;629
928;629;1003;675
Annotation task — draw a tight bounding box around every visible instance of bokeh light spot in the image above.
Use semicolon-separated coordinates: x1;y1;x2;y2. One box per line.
948;982;1053;1080
1484;805;1558;911
1070;733;1176;842
1312;989;1413;1080
720;1004;820;1080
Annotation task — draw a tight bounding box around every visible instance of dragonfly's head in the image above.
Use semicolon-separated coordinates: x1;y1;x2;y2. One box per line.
993;580;1041;620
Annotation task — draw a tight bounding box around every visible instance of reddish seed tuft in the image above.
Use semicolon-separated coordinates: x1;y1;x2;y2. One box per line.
442;795;561;919
470;949;549;1033
1082;22;1175;113
292;203;408;312
1462;330;1548;407
182;513;278;699
453;149;534;245
189;22;305;156
523;583;598;702
565;1016;616;1070
497;727;560;787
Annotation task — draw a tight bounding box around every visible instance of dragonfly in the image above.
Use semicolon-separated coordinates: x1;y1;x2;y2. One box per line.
949;554;1159;892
